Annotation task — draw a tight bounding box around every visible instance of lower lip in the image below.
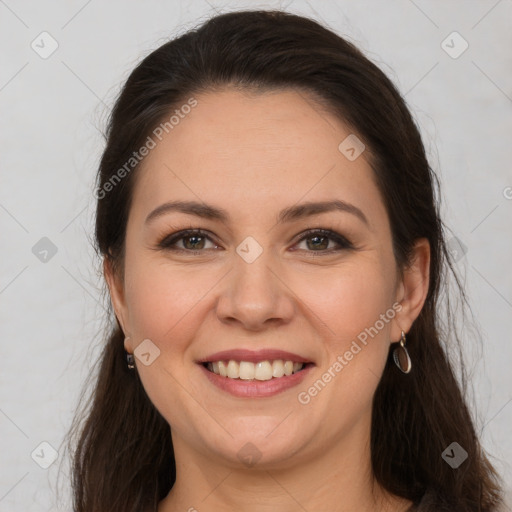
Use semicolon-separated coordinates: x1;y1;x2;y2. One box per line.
199;363;313;398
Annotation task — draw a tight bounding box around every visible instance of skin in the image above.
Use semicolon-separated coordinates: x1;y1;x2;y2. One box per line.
105;88;430;512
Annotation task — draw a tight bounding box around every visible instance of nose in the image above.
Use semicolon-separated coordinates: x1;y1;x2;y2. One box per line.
215;248;295;331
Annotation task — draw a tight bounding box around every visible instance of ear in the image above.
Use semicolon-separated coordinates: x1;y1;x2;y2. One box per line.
391;238;430;342
103;257;133;353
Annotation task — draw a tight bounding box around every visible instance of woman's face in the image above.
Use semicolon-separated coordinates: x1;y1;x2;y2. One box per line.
107;88;427;470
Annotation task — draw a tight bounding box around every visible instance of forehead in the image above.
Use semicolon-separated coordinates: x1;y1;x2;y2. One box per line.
129;88;386;229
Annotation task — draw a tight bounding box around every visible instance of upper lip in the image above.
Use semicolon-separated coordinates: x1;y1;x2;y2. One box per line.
197;349;312;364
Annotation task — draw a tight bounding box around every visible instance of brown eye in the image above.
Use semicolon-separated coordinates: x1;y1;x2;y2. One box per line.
182;234;206;250
294;229;353;253
158;229;219;252
305;234;329;251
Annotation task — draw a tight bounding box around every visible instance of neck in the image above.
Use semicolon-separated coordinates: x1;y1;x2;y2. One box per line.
158;413;412;512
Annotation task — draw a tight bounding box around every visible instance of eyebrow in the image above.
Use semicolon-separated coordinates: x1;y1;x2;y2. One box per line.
145;199;369;227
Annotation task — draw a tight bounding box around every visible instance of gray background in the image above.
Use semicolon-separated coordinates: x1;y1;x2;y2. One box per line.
1;1;511;510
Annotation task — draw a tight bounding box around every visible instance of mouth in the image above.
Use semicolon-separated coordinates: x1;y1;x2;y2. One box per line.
197;349;314;398
202;359;313;381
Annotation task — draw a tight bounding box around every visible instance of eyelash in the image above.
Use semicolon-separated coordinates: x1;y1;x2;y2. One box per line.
157;228;354;254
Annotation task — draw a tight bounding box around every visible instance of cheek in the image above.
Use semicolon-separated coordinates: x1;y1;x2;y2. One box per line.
294;256;396;348
123;258;206;350
333;275;392;343
316;261;396;402
292;266;395;428
122;260;211;425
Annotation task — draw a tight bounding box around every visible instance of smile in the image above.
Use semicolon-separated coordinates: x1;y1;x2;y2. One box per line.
197;348;314;397
204;359;307;381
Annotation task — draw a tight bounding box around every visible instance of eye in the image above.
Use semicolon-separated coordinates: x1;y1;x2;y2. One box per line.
157;228;353;254
158;229;220;252
293;229;353;253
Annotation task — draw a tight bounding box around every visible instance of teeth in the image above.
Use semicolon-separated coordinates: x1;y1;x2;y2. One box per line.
272;359;285;378
206;359;305;380
255;361;273;380
218;360;228;377
227;360;239;379
239;361;255;380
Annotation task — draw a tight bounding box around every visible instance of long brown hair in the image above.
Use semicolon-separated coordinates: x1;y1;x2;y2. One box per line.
64;9;504;511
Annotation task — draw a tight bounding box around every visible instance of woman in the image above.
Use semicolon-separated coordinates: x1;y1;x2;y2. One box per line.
66;9;504;512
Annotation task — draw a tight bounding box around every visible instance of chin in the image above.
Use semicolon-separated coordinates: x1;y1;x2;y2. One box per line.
198;419;312;471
